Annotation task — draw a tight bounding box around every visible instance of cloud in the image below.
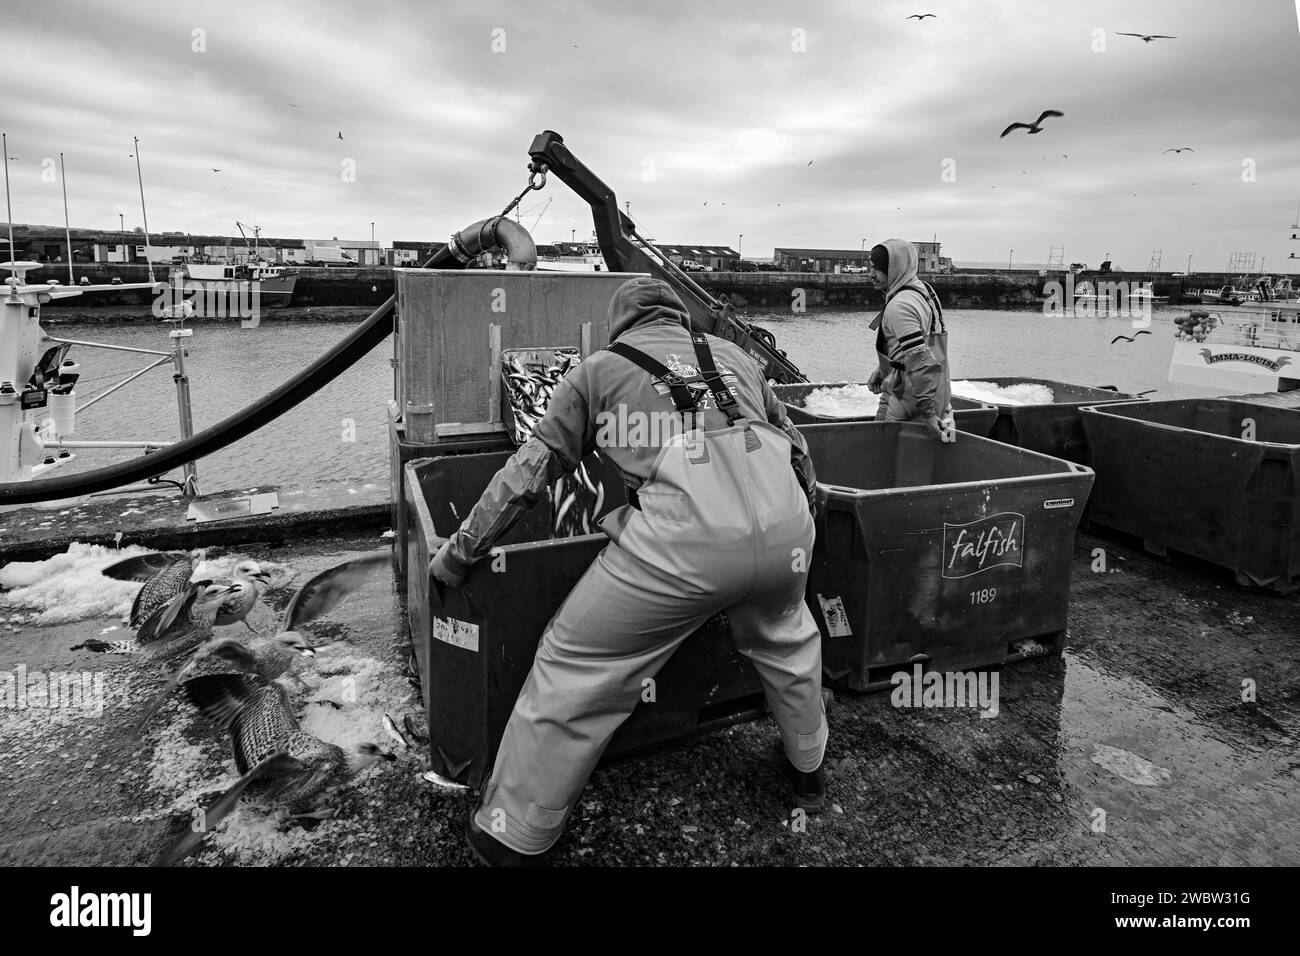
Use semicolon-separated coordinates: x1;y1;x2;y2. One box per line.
1;0;1296;268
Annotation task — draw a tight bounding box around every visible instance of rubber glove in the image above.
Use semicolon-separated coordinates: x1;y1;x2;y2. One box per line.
924;414;957;443
940;412;958;443
430;540;470;587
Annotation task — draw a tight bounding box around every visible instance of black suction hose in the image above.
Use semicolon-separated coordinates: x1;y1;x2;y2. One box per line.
0;297;396;505
0;218;527;506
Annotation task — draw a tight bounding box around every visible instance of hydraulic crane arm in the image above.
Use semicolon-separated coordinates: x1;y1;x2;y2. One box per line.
526;130;806;383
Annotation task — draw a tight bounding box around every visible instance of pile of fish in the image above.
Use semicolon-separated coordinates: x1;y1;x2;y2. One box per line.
73;549;402;865
501;349;605;537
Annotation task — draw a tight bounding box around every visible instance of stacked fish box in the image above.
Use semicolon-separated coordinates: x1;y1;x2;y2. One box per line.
389;270;644;580
773;381;999;436
950;377;1143;464
799;421;1094;693
405;451;766;787
1079;398;1300;593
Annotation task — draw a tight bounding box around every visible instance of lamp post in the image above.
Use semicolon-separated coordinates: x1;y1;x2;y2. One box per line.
119;212;125;262
738;234;743;257
1187;253;1193;275
571;229;575;244
1008;249;1014;271
861;238;867;270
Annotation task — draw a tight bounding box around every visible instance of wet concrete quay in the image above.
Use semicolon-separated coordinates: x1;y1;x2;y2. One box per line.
2;519;1296;867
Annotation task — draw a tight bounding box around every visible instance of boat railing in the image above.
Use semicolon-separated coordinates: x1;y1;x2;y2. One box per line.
1206;318;1300;351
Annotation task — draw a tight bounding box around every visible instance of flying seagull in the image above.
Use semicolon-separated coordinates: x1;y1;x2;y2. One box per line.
807;160;813;166
1110;330;1152;345
907;13;936;20
1117;33;1176;43
1163;147;1194;153
337;131;343;140
288;103;300;108
211;168;221;172
1000;110;1064;137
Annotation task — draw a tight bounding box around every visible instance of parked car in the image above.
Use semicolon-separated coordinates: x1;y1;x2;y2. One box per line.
757;261;784;272
732;260;759;272
680;260;706;271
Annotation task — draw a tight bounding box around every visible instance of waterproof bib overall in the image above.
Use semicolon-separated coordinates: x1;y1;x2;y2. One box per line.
875;280;952;422
475;333;827;856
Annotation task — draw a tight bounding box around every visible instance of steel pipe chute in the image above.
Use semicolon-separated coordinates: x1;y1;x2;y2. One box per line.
430;216;537;271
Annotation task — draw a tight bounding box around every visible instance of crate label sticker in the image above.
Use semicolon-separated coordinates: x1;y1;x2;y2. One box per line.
432;616;479;652
942;512;1024;579
816;594;852;637
1043;498;1075;510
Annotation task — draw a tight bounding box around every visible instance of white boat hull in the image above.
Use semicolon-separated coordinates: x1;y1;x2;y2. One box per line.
1168;340;1300;398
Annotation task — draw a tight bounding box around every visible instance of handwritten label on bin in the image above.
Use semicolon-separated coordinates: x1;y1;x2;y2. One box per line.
432;616;479;652
816;594;852;638
942;512;1024;579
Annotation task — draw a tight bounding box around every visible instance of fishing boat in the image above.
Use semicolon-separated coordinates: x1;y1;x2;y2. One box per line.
535;241;607;272
1168;301;1300;398
171;222;297;308
1197;284;1251;306
178;258;298;306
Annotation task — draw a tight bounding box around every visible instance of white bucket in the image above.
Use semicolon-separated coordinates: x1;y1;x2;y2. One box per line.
48;390;76;436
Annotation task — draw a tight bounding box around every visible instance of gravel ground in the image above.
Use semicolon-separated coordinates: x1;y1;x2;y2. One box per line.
2;528;1297;866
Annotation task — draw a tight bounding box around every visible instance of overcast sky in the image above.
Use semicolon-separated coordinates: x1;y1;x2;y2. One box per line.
3;0;1298;270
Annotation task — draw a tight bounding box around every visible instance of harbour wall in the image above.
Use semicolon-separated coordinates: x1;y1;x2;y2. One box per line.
35;263;1262;312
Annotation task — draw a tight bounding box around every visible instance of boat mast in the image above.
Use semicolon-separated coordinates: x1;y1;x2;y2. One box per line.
133;136;155;283
60;153;74;284
3;133;14;270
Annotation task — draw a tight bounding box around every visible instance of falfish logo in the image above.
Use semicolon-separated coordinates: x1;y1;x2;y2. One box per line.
942;512;1024;578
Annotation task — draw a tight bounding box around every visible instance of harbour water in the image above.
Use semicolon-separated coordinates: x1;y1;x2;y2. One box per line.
42;306;1179;491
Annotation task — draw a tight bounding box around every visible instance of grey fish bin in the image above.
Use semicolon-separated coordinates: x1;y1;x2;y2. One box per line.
799;422;1095;693
1080;398;1300;594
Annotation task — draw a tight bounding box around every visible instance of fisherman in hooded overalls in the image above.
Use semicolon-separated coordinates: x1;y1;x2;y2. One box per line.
865;239;957;442
431;277;828;866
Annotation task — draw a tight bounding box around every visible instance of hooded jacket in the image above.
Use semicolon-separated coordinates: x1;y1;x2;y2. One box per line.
869;238;951;420
440;276;818;575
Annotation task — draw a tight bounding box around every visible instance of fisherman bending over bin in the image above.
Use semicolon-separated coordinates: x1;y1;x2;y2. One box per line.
432;276;828;866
